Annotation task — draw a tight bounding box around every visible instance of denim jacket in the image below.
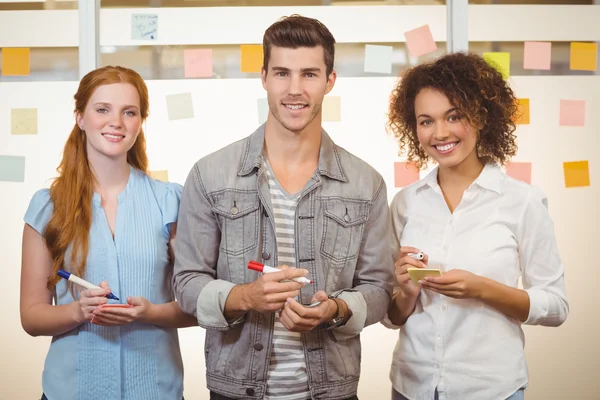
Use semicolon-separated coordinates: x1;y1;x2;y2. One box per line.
173;125;394;399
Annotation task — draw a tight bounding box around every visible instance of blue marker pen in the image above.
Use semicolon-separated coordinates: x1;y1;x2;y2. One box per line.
57;269;120;301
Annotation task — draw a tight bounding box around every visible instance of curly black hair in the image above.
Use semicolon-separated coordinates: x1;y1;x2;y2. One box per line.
387;52;519;169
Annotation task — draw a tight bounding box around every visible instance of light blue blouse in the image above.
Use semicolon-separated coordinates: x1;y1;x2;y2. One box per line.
24;166;185;400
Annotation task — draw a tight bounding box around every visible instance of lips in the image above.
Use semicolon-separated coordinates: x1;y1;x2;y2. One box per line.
433;142;458;154
102;133;125;142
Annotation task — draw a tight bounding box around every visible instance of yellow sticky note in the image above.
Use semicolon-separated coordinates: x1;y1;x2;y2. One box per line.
323;96;341;122
2;48;31;76
570;42;597;71
407;268;442;285
516;98;530;125
11;108;37;135
149;170;169;182
240;45;263;73
483;52;510;79
563;161;590;188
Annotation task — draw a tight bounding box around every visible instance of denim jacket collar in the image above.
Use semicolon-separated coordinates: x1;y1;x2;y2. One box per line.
237;123;348;182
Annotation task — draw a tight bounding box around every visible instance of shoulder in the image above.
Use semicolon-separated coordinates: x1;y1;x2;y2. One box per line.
24;188;53;235
335;144;386;197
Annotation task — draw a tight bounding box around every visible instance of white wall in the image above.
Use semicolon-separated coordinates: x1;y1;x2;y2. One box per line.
0;76;598;399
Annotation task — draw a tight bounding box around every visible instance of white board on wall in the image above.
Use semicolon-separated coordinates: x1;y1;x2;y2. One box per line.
0;76;598;400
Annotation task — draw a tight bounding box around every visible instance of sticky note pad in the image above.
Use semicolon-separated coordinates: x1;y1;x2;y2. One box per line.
240;45;263;73
483;52;510;79
570;42;597;71
407;268;442;285
394;162;420;187
364;44;393;74
11;108;37;135
523;42;551;70
323;96;341;122
131;14;158;40
166;92;194;121
404;25;437;58
506;162;532;184
257;98;269;124
563;161;590;188
516;99;530;125
184;49;213;78
559;100;585;127
1;48;30;76
149;170;168;182
0;155;26;182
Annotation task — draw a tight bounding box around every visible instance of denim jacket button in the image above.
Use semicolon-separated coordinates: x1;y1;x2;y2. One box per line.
230;206;239;215
246;388;255;396
344;214;351;223
262;251;271;260
253;343;264;351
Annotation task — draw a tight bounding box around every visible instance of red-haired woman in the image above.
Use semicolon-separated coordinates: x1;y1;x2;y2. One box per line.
20;66;196;400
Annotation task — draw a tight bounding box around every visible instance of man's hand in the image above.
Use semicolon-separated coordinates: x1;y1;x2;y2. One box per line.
278;291;339;332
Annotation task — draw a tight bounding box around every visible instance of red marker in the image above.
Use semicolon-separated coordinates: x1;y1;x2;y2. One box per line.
248;261;313;284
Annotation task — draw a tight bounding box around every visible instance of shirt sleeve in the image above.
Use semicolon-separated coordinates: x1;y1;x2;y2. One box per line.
24;189;53;235
518;187;569;326
149;178;183;232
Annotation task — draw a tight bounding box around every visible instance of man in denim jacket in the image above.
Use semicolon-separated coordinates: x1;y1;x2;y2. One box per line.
173;15;394;400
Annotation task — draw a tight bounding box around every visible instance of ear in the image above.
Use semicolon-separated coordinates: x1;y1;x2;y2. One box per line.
76;113;84;130
325;70;337;95
261;66;267;90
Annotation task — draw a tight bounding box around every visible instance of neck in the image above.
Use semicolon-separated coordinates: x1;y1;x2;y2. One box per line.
87;151;130;197
437;152;485;191
264;114;321;166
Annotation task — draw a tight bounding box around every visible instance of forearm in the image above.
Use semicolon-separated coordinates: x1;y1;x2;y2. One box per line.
145;302;198;329
387;290;418;326
21;302;83;337
479;277;530;322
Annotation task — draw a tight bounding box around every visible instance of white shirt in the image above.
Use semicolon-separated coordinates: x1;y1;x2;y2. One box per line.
384;163;569;400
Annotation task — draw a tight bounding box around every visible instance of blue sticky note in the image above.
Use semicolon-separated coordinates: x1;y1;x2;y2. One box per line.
131;14;158;40
0;155;26;182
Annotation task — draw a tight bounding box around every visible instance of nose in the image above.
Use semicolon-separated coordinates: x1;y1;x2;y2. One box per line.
433;121;450;141
288;73;302;96
108;113;123;130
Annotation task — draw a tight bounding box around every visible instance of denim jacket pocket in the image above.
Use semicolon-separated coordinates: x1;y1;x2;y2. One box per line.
320;198;369;263
212;189;260;256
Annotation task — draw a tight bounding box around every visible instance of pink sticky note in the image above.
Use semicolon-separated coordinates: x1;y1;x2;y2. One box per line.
559;100;586;127
184;49;213;78
523;42;551;70
394;162;420;188
404;25;437;58
506;162;532;184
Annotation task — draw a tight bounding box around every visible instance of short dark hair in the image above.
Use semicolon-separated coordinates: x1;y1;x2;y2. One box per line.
263;14;336;76
387;52;519;169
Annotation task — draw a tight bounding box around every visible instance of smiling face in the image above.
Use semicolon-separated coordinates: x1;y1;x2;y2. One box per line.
76;83;142;163
261;45;336;134
414;87;480;170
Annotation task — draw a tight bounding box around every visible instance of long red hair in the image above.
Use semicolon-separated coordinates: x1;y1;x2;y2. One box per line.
44;66;150;292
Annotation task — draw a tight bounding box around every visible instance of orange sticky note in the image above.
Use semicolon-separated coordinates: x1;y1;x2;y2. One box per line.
184;49;213;78
570;42;597;71
404;25;437;58
563;161;590;188
516;98;530;125
559;100;585;127
240;44;263;73
483;52;510;79
394;162;420;188
506;162;531;184
149;170;168;182
523;42;551;70
1;48;30;76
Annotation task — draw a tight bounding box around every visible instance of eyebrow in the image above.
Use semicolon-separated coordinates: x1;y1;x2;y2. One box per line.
417;107;457;119
271;66;322;73
93;102;139;110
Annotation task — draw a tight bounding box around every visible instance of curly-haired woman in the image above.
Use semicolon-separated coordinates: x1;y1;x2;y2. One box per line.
384;52;569;400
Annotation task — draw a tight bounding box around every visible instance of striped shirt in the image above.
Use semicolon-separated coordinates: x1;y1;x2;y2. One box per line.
262;157;311;400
